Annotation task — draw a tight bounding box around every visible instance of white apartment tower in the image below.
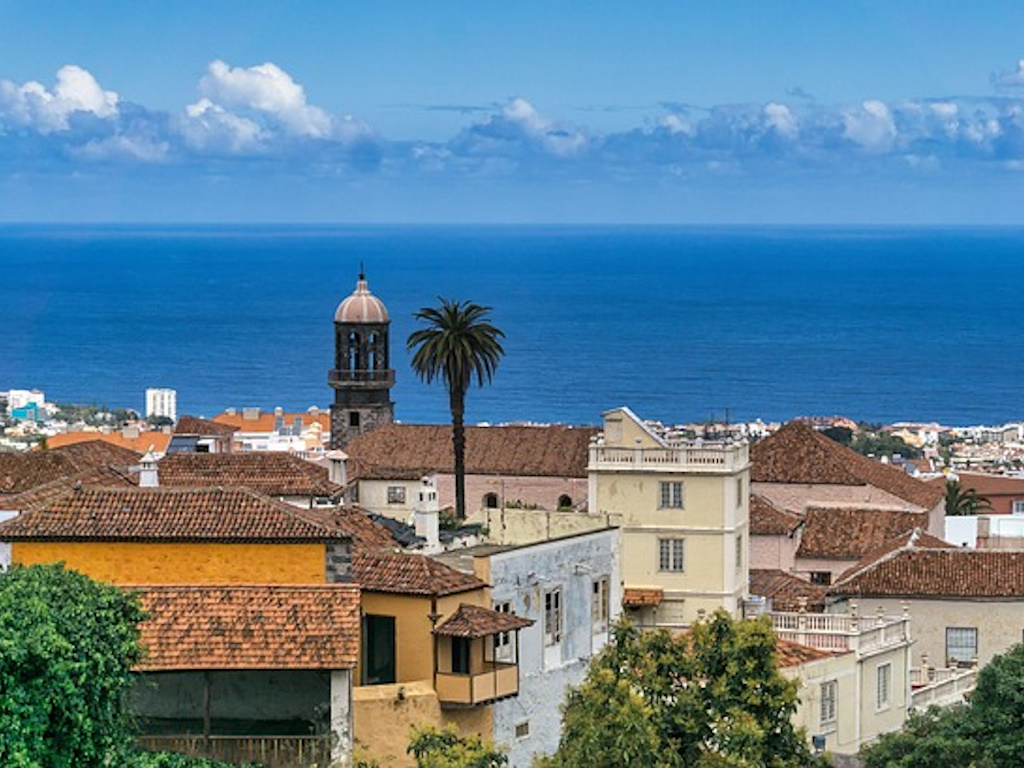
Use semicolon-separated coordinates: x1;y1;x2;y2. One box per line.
145;388;177;422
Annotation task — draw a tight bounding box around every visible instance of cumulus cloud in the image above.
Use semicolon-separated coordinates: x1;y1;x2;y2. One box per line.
0;65;118;132
992;59;1024;89
843;100;897;151
453;97;588;159
763;102;798;139
195;60;332;138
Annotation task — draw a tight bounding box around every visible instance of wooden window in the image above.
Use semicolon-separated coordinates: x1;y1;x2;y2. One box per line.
658;538;684;572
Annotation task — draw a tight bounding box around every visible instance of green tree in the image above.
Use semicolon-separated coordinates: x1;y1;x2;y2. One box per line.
407;725;507;768
944;478;992;516
0;563;146;768
542;613;821;768
862;644;1024;768
407;299;505;519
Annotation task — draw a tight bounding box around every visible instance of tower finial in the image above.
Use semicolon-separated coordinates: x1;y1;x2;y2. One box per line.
359;261;365;281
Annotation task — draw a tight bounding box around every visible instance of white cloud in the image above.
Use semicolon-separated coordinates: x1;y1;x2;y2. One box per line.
658;113;695;136
843;100;896;151
0;65;118;133
501;97;587;157
75;134;169;162
195;60;332;138
763;102;798;139
182;97;266;153
992;59;1024;89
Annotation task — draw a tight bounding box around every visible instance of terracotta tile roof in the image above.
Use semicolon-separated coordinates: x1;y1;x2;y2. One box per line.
434;603;534;638
157;453;343;498
928;472;1024;496
827;530;1024;598
796;506;929;559
751;422;942;509
133;584;360;671
0;441;140;494
46;431;171;454
2;465;139;510
212;411;331;434
0;487;348;542
173;415;238;436
298;505;399;551
352;551;486;596
776;638;840;668
750;493;803;536
623;587;664;607
345;423;598;480
748;569;828;613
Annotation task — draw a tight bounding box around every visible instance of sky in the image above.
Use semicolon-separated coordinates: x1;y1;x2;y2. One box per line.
3;2;1024;223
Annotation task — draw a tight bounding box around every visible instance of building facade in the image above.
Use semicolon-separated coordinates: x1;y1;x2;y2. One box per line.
146;388;178;422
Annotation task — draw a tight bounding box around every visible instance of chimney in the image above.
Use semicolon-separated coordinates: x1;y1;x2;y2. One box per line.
415;475;441;553
242;407;260;421
326;450;348;486
138;450;159;488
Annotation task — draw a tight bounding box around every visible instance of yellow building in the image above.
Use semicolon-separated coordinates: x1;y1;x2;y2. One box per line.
587;407;750;626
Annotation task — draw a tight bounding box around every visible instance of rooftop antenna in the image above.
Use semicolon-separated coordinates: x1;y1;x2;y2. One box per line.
359;260;365;280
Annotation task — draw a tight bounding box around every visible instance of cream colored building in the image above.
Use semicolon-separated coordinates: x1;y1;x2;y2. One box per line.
588;407;749;626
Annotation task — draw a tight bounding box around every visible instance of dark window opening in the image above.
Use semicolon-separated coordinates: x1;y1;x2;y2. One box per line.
558;494;573;509
363;615;396;685
809;571;832;586
349;412;360;428
452;637;471;674
484;492;499;509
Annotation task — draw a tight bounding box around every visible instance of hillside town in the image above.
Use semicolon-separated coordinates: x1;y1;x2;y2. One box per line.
3;275;1024;767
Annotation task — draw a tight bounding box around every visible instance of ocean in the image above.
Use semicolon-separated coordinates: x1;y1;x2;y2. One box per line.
1;224;1022;428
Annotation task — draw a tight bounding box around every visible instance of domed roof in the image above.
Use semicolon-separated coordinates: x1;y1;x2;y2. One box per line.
334;274;389;324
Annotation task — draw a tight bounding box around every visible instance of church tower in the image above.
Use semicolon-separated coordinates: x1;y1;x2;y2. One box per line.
329;273;395;448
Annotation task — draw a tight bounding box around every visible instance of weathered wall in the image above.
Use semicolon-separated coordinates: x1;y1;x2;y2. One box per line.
486;529;621;767
749;532;800;572
12;541;325;584
352;680;492;767
833;596;1024;668
468;507;615;546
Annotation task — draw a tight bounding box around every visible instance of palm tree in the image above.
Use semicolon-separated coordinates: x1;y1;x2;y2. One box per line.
945;478;992;516
407;299;505;519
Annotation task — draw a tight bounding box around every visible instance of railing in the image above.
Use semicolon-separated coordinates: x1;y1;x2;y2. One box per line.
328;369;395;386
910;665;977;710
769;610;910;655
436;663;519;707
588;442;748;473
138;735;331;768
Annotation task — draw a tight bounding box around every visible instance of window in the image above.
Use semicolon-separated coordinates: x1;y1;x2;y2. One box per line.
658;538;685;572
493;601;513;662
946;627;978;665
544;589;562;646
452;637;471;674
876;663;892;710
484;492;499;509
820;680;838;727
558;494;573;509
659;481;684;509
735;535;743;572
515;722;530;739
592;577;610;634
809;571;832;586
736;477;744;507
1013;500;1024;514
387;486;406;504
349;411;360;428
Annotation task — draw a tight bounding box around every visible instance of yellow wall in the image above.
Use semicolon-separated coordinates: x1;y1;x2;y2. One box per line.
353;680;493;768
597;472;727;529
11;541;326;584
357;589;488;686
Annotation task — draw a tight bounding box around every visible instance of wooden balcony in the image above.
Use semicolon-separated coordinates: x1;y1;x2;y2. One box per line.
435;662;520;707
138;735;330;768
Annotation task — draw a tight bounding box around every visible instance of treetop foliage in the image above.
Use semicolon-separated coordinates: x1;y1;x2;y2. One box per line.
542;612;822;768
407;725;507;768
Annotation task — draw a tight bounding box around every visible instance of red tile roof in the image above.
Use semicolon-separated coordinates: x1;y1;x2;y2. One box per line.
212;411;331;434
828;530;1023;598
157;453;343;498
345;423;597;480
133;584;360;671
2;465;139;510
776;638;841;668
173;416;238;436
46;431;171;454
298;506;398;551
928;472;1024;497
434;603;534;638
748;569;829;613
749;494;803;536
0;487;348;542
352;551;485;596
751;422;942;509
623;587;664;607
0;441;140;494
796;506;930;559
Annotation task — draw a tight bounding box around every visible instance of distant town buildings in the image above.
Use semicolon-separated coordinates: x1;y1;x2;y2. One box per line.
144;388;177;422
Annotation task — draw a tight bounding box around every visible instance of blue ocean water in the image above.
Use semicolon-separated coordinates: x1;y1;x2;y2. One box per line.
0;224;1021;427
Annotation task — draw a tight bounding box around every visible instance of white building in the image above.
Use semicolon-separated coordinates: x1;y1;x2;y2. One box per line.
145;388;177;422
5;389;45;415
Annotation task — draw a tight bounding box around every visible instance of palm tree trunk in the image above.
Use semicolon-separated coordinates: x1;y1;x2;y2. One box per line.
450;386;467;519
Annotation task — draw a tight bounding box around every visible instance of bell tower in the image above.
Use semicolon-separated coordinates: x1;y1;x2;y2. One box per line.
328;273;395;448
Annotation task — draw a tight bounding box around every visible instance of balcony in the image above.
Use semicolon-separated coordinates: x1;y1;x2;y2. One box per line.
138;735;330;768
327;369;395;388
436;663;520;707
910;664;977;710
588;441;749;474
769;605;910;656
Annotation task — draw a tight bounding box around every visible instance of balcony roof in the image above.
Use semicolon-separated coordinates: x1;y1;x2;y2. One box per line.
434;603;533;638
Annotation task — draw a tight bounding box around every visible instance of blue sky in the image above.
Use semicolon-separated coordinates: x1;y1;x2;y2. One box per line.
3;2;1024;223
